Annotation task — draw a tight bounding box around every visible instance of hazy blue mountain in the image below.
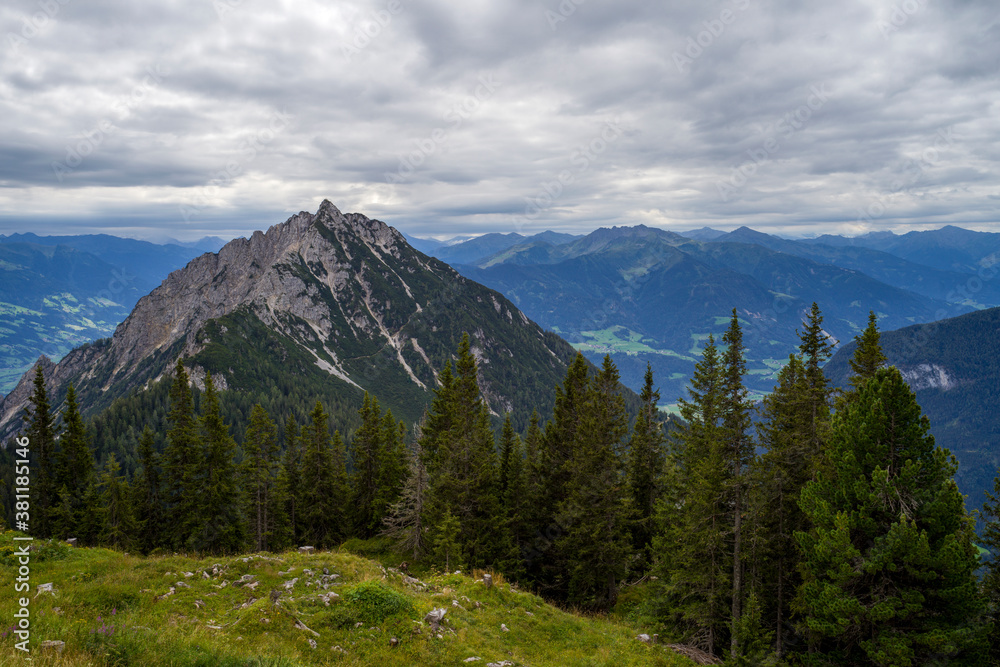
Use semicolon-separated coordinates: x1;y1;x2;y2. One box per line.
804;225;1000;274
428;230;580;265
0;234;213;393
677;227;726;241
824;306;1000;520
719;226;1000;309
457;224;963;402
0;243;148;393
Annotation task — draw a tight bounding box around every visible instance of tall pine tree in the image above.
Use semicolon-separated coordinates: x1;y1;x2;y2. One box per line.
242;404;278;552
194;373;245;554
555;355;631;609
51;384;95;540
797;367;988;665
626;363;665;564
24;364;58;538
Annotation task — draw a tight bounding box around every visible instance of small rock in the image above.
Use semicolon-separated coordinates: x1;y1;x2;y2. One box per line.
35;583;55;598
318;592;339;606
332;645;347;654
206;624;223;630
483;573;493;589
500;623;509;632
390;636;400;647
65;538;77;547
194;600;205;609
156;587;176;601
637;633;651;643
175;581;191;589
486;662;515;667
295;619;320;636
524;611;534;616
303;568;314;576
246;581;259;591
298;546;315;554
323;567;330;575
261;618;270;624
270;589;282;605
355;621;364;629
183;572;194;578
202;571;210;580
283;578;298;590
39;640;65;653
308;638;317;649
424;608;447;633
464;658;482;663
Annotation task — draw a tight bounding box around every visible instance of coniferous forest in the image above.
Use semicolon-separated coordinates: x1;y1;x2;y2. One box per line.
6;305;1000;665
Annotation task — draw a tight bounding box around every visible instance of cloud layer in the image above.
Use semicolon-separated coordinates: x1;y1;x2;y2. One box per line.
1;0;998;240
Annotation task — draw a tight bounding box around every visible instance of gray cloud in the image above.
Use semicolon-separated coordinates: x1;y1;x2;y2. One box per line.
0;0;997;241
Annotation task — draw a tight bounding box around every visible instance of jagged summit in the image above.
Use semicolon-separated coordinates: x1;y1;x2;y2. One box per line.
0;202;579;437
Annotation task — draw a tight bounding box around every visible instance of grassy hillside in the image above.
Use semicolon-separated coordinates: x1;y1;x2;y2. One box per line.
0;532;692;666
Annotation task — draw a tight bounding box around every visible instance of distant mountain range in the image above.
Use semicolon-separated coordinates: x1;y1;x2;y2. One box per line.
0;202;581;440
0;234;222;394
444;224;999;403
825;305;1000;518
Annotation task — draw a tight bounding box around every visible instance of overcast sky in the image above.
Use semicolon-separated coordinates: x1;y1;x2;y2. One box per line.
0;0;997;242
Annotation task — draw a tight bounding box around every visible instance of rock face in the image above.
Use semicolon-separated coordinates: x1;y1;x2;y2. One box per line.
0;200;578;438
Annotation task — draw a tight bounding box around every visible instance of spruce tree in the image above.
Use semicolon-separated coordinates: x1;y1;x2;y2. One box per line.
656;333;730;656
722;309;753;661
195;373;245;554
422;334;502;569
163;360;200;550
529;352;590;593
350;392;383;537
626;363;665;562
980;471;1000;660
797;368;988;664
798;302;835;451
375;410;408;530
848;310;887;391
132;426;163;553
98;454;138;550
556;355;631;609
242;404;278;552
24;364;58;538
52;384;94;539
434;509;464;572
273;416;302;549
329;430;351;544
497;414;518;501
751;353;812;657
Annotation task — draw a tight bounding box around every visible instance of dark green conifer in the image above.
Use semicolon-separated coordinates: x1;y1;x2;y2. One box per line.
242;404;278;551
195;373;245;554
98;454;138;550
626;363;665;561
25;364;58;538
132;426;163;552
163;360;200;549
51;384;94;539
556;355;631;609
797;368;988;664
